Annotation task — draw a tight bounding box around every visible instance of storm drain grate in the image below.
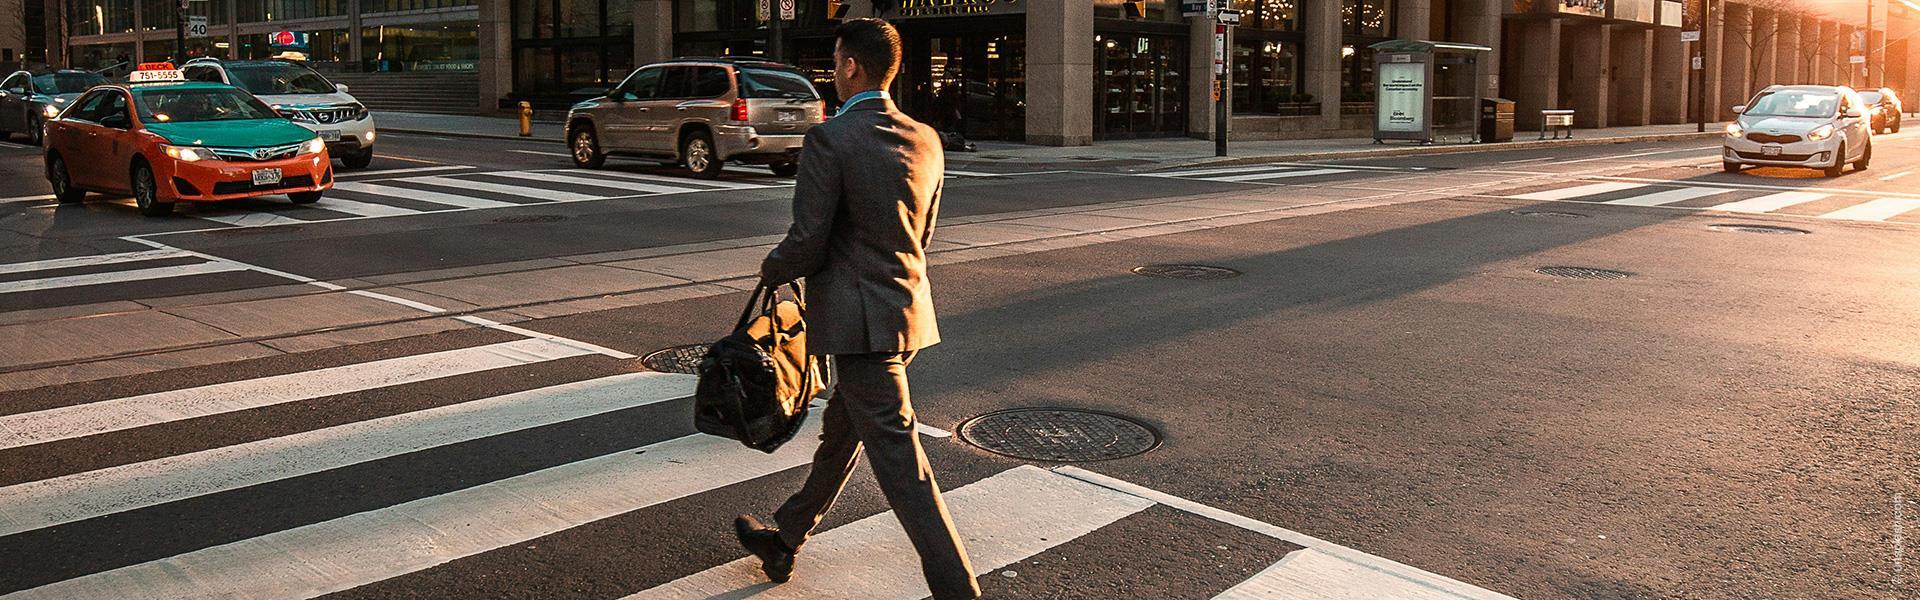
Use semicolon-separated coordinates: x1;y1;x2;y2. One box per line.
1510;210;1591;219
1708;223;1809;235
494;214;569;224
641;344;709;374
958;408;1161;462
1536;266;1632;280
1132;264;1243;280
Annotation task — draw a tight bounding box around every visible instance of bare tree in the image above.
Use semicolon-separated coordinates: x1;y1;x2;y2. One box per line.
1722;0;1811;93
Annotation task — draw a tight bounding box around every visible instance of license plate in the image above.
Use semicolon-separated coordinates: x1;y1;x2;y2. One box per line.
777;112;798;122
252;168;283;186
1762;145;1783;156
318;129;342;142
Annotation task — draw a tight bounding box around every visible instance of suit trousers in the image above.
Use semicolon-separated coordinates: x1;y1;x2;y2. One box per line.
772;351;980;599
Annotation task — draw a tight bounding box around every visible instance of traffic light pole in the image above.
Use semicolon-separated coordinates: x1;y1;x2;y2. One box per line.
175;0;188;63
1214;23;1228;156
1694;0;1711;132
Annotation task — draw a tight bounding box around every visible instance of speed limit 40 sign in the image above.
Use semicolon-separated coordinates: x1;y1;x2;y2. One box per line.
186;15;209;38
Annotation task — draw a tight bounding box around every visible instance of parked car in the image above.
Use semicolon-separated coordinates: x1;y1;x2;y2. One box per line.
1723;85;1872;178
1859;88;1902;134
180;58;377;169
42;64;332;216
566;58;826;178
0;69;108;145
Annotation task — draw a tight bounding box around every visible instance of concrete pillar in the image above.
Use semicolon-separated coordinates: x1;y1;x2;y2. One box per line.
1611;26;1652;126
1512;18;1560;130
1773;13;1797;84
477;0;511;113
131;0;143;63
225;0;237;59
1401;0;1433;40
636;0;673;65
1751;9;1775;89
1306;0;1343;128
1187;16;1217;139
1717;3;1749;120
1562;22;1609;128
1651;26;1687;123
1458;0;1503;98
1869;29;1885;88
348;0;363;69
1024;0;1093;145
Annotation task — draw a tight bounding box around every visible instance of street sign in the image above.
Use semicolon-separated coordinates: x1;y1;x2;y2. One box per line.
1692;56;1703;70
779;0;795;20
186;15;209;39
1679;30;1700;42
1213;28;1225;75
1217;8;1241;24
1181;0;1208;16
1849;55;1866;64
757;0;770;21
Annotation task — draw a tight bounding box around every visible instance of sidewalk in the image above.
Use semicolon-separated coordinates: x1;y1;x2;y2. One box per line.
375;110;1726;171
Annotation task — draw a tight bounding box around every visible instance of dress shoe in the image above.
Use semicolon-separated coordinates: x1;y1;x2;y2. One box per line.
734;515;795;583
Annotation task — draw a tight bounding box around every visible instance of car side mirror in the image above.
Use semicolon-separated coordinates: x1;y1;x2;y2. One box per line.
335;83;350;94
605;88;623;101
99;113;130;129
1846;108;1864;119
1731;105;1745;114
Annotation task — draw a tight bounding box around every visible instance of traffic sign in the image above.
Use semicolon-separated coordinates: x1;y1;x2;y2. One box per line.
1849;55;1866;64
1217;9;1241;24
1181;0;1207;16
779;0;795;20
186;15;209;39
1691;56;1703;70
1679;30;1700;42
757;0;770;21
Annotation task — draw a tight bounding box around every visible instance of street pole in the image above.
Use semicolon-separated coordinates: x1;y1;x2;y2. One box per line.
1696;0;1712;132
1863;0;1872;87
1214;22;1228;157
174;0;187;63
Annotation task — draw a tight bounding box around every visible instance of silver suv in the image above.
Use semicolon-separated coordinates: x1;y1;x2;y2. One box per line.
566;58;825;178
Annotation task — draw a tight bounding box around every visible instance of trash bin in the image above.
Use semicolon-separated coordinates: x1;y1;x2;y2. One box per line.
1480;98;1515;143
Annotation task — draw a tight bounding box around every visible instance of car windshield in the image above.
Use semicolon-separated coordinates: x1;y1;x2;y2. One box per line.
737;67;817;100
32;72;107;95
1744;91;1837;118
134;87;281;122
226;64;335;95
1860;92;1883;103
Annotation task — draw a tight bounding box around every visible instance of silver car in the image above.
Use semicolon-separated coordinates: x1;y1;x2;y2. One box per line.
566;58;826;179
0;70;108;146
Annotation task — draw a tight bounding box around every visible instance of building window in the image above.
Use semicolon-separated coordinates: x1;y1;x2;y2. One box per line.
1232;38;1312;114
363;0;478;12
235;0;349;23
72;0;136;36
363;23;478;71
1093;33;1186;139
514;0;636;98
1234;0;1299;31
1340;44;1376;102
1342;0;1393;36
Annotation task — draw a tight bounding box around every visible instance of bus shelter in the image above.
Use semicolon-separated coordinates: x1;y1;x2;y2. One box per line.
1370;40;1492;144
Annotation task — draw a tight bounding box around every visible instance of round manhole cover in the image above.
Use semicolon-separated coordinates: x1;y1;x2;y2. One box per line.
493;214;569;224
641;344;708;374
1536;266;1631;280
1132;264;1242;280
1708;223;1809;235
1510;210;1591;219
958;408;1160;462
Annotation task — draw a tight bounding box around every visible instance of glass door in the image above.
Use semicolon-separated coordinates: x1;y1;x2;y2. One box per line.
1094;34;1188;140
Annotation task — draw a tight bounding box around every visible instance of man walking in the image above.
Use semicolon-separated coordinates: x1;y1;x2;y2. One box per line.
735;17;980;600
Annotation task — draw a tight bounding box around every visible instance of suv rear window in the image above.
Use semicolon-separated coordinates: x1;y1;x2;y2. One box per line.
737;67;817;100
227;64;335;95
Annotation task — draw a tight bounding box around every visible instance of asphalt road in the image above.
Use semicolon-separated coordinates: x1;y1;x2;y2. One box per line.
0;125;1915;599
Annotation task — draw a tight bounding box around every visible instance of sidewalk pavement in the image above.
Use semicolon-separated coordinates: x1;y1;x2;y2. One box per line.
376;110;1727;171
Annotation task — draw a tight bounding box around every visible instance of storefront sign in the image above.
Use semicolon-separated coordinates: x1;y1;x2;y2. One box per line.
1680;30;1700;42
1376;61;1426;134
1558;0;1605;17
891;0;1024;18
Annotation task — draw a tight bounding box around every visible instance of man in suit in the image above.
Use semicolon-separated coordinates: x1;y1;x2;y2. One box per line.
735;17;980;600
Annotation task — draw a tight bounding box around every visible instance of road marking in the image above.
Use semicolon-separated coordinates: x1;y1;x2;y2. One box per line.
0;140;34;150
1208;168;1354;183
373;154;446;165
1508;181;1650;201
310;197;424;217
1499;157;1555;164
1706;191;1829;213
193;211;312;227
335;165;476;178
345;289;448;313
1552;145;1720;165
1593;175;1920;199
405;175;601;202
331;181;518;209
453;315;638;359
580;169;785;190
0;372;695;540
1880;169;1914;181
1;194;55;203
632;465;1155;600
487;170;706;195
0;248;192;275
0;338;592;452
944;169;1006;177
1817;197;1920;222
1603;186;1736;206
0;261;249;295
9;392;814;600
508;149;573;158
1217;548;1489;599
1148;165;1299;178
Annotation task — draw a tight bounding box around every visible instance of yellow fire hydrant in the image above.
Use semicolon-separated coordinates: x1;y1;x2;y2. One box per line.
518;101;533;137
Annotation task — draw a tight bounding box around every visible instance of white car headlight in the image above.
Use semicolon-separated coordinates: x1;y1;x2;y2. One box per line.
162;144;218;162
301;138;326;155
41;105;61;119
1807;124;1835;141
1725;123;1744;137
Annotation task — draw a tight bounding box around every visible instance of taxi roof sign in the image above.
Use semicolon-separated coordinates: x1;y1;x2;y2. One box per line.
138;62;177;71
129;68;187;84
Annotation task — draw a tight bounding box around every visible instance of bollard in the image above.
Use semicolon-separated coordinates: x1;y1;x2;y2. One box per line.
518;101;533;137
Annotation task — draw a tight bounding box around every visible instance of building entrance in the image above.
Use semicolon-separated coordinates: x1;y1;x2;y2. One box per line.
897;22;1026;141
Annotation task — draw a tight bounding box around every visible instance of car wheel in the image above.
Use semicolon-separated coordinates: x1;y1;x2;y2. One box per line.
1823;143;1847;177
571;127;605;169
26;116;43;146
340;147;374;170
46;154;85;204
1853;141;1871;171
289;191;323;204
1722;161;1742;173
769;161;799;177
131;161;173;217
682;131;722;179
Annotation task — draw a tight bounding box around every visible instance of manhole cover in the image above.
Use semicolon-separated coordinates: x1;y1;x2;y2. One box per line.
1535;266;1631;280
1132;264;1242;280
1708;223;1809;235
641;344;708;374
494;214;569;224
1510;210;1591;219
958;408;1160;462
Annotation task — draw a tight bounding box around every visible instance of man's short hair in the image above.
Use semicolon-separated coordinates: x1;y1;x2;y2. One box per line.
835;18;901;82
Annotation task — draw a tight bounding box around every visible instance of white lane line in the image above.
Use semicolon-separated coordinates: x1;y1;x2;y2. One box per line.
0;249;192;276
331;181;518;209
944;169;1006;177
574;169;786;190
404;175;602;202
1508;181;1650;201
508;149;573;158
1817;197;1920;222
310;197;424;217
0;140;34;150
1602;186;1736;207
1552;145;1720;165
1880;169;1914;181
487;170;707;195
631;465;1155;600
1499;157;1555;164
453;315;639;359
345;290;447;313
0;372;694;540
193;211;311;227
335;165;476;178
1;194;55;203
0;261;248;295
1148;165;1300;178
1207;168;1354;183
10;396;814;600
0;338;590;452
1706;191;1829;213
1054;467;1516;600
1217;548;1485;600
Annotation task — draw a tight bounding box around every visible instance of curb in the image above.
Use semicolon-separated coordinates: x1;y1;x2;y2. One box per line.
1143;131;1725;171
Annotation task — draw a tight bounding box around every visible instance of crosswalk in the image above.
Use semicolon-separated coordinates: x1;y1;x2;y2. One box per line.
0;327;1516;599
1146;163;1417;185
1501;180;1920;224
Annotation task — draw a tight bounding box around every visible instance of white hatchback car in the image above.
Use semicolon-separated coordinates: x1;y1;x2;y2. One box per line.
1724;85;1871;177
182;59;378;169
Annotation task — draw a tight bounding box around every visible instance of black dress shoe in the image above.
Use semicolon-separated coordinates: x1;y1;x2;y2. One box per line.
734;515;795;583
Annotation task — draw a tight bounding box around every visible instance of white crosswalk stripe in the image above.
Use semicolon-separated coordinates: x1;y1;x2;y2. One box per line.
1817;197;1920;222
1508;181;1649;201
1508;181;1920;225
1602;186;1736;206
1708;191;1829;213
485;170;719;195
1147;165;1365;183
302;196;424;217
330;181;519;209
0;255;250;296
404;175;603;202
1208;168;1356;183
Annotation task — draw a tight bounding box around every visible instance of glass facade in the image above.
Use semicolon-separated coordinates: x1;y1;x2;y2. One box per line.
1232;0;1308;115
71;0;137;36
514;0;635;96
1093;33;1187;139
900;31;1027;140
364;0;477;11
365;23;478;71
1341;0;1394;102
236;0;349;22
70;42;136;71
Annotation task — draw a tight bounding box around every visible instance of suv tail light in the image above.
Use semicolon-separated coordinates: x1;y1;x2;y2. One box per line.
731;98;749;122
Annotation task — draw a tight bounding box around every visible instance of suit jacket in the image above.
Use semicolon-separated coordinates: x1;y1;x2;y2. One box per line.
760;97;943;355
